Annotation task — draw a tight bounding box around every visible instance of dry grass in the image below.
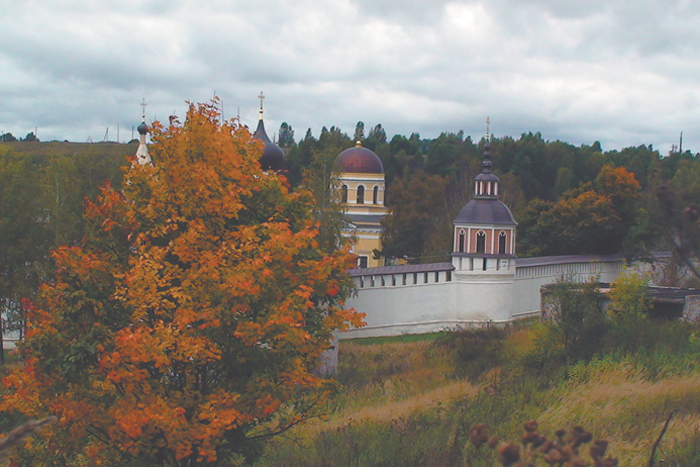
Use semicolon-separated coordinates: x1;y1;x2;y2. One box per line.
337;340;455;407
312;379;481;433
538;363;700;466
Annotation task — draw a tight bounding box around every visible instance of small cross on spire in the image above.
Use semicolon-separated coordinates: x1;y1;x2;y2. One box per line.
258;91;265;120
486;116;491;142
140;98;148;122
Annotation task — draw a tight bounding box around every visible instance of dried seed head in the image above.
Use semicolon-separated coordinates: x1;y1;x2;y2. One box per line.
498;442;520;466
596;457;618;467
522;431;541;445
555;429;567;439
470;424;489;446
590;440;608;460
488;435;500;449
539;440;555;453
523;420;539;433
544;448;562;465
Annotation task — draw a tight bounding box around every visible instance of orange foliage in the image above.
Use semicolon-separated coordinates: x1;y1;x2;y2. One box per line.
1;101;363;466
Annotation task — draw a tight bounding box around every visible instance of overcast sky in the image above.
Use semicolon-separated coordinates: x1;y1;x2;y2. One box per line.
2;0;699;154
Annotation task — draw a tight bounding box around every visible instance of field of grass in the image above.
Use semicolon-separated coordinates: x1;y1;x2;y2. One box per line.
254;320;700;467
0;141;137;157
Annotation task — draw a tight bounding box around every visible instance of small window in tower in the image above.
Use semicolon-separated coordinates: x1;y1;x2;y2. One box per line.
482;258;487;271
342;185;348;203
446;270;452;281
358;256;368;268
357;185;365;204
498;231;507;254
373;186;379;204
424;272;428;284
476;231;486;254
459;231;465;253
402;274;407;285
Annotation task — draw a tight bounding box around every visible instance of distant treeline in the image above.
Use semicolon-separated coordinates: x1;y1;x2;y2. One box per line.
0;142;133;340
279;122;699;264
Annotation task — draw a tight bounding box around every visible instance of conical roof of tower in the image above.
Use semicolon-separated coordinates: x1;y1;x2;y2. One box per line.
453;141;516;226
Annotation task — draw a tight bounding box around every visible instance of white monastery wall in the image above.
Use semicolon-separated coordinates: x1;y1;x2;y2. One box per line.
512;255;626;318
341;255;627;340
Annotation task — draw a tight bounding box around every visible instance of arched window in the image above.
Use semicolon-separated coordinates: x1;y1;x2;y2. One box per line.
476;231;486;254
373;186;379;204
356;185;365;204
458;230;465;253
341;185;348;203
498;231;507;254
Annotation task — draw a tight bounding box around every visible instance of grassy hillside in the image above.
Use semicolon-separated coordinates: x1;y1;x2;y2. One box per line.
0;141;137;158
255;320;700;467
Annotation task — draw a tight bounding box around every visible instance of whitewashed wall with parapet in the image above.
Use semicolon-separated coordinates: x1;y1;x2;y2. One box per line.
342;267;460;338
341;254;628;339
512;255;626;318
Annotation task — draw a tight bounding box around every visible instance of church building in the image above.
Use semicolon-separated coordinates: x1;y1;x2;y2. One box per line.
334;142;388;268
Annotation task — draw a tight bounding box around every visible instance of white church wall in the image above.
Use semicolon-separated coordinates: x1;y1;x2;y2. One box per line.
341;255;628;340
512;256;625;317
343;279;457;338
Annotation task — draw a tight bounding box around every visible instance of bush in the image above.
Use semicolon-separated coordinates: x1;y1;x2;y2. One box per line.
436;325;510;380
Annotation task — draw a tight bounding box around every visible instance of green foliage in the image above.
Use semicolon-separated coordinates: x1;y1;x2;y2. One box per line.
608;269;652;322
379;171;448;261
301;141;350;254
278;122;295;147
535;277;607;365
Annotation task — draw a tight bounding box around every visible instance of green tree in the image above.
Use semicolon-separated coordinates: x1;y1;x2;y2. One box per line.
353;121;365;142
0;151;52;359
278;122;295;148
303;143;350;254
21;132;38;142
380;171;448;261
608;269;652;322
540;276;605;364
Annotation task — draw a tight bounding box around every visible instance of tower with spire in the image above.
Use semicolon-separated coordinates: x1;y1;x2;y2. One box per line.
449;120;517;320
452;122;517;272
252;92;285;172
135;98;152;165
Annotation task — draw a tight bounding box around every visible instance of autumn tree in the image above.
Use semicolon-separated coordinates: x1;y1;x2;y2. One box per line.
0;102;362;466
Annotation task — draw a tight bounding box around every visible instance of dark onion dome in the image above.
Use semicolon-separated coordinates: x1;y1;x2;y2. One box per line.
253;119;284;171
453;199;517;226
137;121;148;135
335;141;384;174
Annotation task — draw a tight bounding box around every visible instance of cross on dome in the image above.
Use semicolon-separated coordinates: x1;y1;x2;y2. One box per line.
258;91;265;120
140;98;147;122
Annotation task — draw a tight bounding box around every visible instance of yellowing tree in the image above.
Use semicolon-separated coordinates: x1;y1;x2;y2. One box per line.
1;102;362;466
